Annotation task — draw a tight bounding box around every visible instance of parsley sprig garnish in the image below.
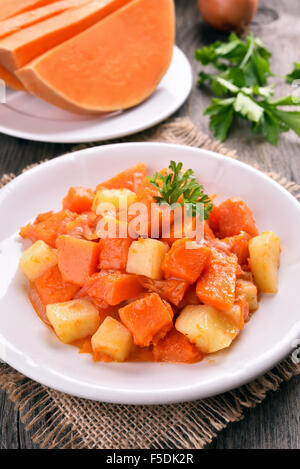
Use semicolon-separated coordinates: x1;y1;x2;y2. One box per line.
195;33;300;144
149;161;212;220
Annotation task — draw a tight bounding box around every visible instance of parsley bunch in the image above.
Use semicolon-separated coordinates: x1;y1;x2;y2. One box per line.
149;161;212;220
195;33;300;144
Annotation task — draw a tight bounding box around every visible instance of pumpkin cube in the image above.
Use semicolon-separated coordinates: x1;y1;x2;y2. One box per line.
153;328;202;363
57;235;100;286
46;299;100;344
96;163;146;193
119;293;173;347
196;249;238;312
19;240;58;281
34;265;80;305
215;198;258;238
82;271;144;305
137;277;189;306
91;317;133;362
62;186;94;214
222;231;251;265
161;238;211;284
30;265;80;325
20;210;76;248
99;238;132;271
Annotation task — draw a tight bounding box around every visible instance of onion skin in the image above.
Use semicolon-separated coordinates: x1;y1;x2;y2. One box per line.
198;0;258;33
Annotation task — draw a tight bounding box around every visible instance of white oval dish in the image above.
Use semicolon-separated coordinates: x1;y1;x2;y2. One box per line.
0;142;299;405
0;46;192;144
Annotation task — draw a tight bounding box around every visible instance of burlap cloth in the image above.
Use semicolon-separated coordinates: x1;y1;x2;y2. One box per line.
0;117;299;449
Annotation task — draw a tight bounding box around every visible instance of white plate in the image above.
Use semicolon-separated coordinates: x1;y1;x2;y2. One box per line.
0;46;192;144
0;142;300;405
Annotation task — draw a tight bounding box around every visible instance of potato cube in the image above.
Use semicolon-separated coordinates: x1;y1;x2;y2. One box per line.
249;231;281;293
91;317;133;362
126;238;169;280
46;299;100;344
93;188;137;213
236;279;258;311
175;305;239;354
19;240;58;281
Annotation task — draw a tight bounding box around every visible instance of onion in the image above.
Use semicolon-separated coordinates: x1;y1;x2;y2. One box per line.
198;0;258;33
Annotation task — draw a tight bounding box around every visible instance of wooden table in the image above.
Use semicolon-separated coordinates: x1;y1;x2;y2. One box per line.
0;0;299;449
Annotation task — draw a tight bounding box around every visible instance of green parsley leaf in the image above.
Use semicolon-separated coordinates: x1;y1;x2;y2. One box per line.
286;62;300;84
204;98;235;142
271;110;300;136
233;92;264;122
149;161;213;220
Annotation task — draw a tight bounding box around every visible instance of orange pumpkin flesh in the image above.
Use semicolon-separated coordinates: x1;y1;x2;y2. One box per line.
0;0;134;73
0;63;25;90
0;0;58;21
16;0;175;114
0;0;93;40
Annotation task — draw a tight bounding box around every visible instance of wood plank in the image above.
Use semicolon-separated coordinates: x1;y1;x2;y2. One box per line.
0;389;19;449
208;377;300;449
